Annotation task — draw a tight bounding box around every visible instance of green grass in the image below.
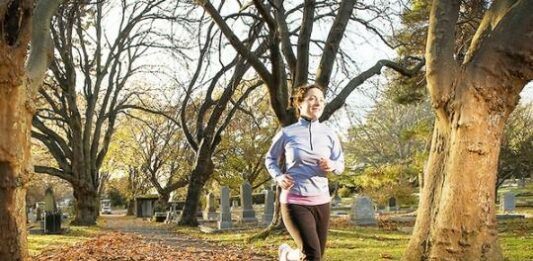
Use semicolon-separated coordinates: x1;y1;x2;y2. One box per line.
498;182;533;195
27;214;532;260
175;217;533;261
28;223;103;256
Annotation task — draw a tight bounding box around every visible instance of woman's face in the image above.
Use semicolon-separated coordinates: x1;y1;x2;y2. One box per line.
299;87;325;121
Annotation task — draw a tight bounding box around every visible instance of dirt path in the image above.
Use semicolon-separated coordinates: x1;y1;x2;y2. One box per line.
101;215;273;260
103;215;212;250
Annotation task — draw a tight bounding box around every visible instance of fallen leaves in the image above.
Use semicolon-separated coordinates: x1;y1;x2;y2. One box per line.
31;232;266;261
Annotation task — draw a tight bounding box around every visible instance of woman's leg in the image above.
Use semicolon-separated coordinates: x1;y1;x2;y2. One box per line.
314;203;330;257
281;204;322;261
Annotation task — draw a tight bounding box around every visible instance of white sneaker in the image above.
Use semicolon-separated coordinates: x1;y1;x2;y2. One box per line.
279;243;301;261
279;243;291;261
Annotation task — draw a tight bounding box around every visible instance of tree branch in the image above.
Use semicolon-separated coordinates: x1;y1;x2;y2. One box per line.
315;0;356;88
466;0;533;92
197;0;273;85
26;0;63;92
321;58;425;121
272;0;297;77
34;165;74;183
425;0;460;112
294;0;316;87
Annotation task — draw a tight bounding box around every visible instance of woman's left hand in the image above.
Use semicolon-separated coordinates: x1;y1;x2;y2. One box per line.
318;157;333;172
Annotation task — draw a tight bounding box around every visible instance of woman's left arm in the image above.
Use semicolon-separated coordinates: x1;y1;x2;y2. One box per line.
329;133;345;175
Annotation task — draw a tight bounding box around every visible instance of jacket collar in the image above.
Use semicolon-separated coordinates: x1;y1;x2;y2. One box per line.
299;116;319;125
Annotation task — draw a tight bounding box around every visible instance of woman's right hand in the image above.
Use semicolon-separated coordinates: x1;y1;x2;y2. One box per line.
276;174;294;190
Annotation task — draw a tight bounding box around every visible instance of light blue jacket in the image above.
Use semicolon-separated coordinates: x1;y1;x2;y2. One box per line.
265;118;344;196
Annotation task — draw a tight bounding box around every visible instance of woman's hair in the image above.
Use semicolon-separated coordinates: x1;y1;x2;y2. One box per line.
291;83;325;109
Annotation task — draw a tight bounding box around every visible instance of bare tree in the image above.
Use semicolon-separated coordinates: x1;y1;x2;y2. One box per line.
404;0;533;259
196;0;424;238
213;92;278;190
127;112;191;210
0;0;61;259
137;3;272;226
32;0;166;225
198;0;424;125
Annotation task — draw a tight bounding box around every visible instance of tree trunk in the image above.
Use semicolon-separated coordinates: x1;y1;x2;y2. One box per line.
127;199;135;216
155;192;170;212
0;85;31;261
178;156;214;227
0;0;59;258
71;185;99;226
404;84;507;260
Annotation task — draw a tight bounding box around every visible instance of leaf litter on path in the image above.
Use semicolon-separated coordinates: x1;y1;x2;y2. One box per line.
31;232;267;260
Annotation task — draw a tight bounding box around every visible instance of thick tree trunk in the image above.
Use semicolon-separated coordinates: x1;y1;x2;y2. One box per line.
155;192;170;212
404;85;507;260
0;85;31;261
71;185;99;226
178;157;213;227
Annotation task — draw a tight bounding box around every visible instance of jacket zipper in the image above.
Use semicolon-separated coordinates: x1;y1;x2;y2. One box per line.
309;122;313;150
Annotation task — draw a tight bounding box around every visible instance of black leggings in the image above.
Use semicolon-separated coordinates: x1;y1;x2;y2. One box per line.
281;203;330;261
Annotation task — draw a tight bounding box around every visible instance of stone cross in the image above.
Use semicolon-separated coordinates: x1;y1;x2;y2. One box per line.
238;181;257;223
217;186;232;229
350;196;377;226
203;192;217;221
262;188;274;225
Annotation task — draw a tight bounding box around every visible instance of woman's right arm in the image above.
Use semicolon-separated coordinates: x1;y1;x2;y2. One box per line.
265;131;294;190
265;130;285;181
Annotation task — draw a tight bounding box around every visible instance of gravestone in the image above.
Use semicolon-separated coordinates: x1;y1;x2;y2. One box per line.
387;197;397;211
350;196;377;226
262;188;274;225
501;192;516;213
218;186;232;229
43;188;57;212
43;187;62;234
27;208;36;223
203;192;217;221
238;181;257;223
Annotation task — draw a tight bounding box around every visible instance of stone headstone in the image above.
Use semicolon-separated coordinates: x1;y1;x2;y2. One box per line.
203;192;217;221
238;181;257;223
43;187;57;212
350;196;377;226
501;192;516;213
262;188;274;225
218;186;232;229
43;188;61;234
387;197;397;211
27;208;36;223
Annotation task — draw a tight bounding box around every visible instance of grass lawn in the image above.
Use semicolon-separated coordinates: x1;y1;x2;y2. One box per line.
176;217;533;261
26;212;532;260
28;220;103;256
